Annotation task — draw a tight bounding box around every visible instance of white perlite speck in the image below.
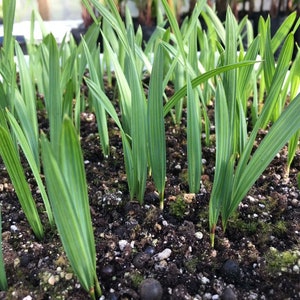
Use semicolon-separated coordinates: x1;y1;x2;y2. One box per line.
154;248;172;261
293;265;299;273
203;293;212;300
248;291;259;299
118;240;129;251
195;231;203;240
201;276;210;284
10;225;18;232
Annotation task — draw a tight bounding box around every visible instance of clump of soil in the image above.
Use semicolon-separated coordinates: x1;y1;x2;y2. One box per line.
0;84;299;300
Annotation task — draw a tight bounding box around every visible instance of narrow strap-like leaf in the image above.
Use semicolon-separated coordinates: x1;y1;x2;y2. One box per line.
148;43;166;208
232;93;300;214
6;110;54;226
0;126;44;239
187;77;201;193
41;132;99;295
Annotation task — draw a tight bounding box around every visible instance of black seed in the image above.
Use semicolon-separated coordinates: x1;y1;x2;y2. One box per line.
106;291;119;300
221;287;237;300
139;278;163;300
20;254;30;267
100;264;114;279
220;259;241;283
144;246;155;256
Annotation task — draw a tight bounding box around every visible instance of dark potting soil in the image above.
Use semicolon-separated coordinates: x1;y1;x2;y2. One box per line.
0;82;299;300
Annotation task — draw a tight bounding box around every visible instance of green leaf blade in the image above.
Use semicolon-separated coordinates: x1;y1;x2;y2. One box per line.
0;125;44;240
232;93;300;217
187;78;201;193
41;126;100;296
148;44;166;208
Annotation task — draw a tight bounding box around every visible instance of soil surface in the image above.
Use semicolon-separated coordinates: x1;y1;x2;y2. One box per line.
0;81;299;300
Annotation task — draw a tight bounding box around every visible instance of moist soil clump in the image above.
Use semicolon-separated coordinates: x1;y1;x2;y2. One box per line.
0;85;299;300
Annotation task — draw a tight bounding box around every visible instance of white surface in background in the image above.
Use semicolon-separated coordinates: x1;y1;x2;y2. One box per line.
13;0;81;21
0;20;82;43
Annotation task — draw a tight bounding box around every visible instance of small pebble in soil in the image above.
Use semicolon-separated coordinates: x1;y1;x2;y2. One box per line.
65;273;73;280
48;275;56;285
291;198;299;207
139;278;163;300
220;259;241;283
155;260;168;271
221;287;237;300
13;258;20;268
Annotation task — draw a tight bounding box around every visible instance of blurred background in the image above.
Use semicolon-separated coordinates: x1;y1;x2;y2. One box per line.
0;0;298;46
0;1;297;22
0;0;82;21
